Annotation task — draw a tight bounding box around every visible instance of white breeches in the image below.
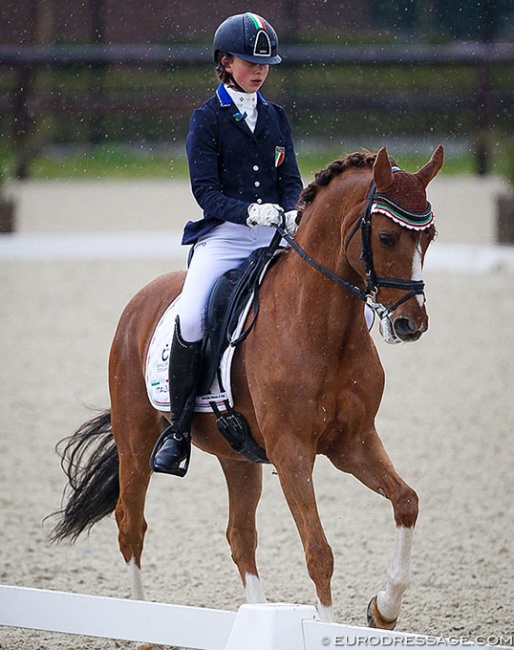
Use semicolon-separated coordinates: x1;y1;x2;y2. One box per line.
176;221;276;343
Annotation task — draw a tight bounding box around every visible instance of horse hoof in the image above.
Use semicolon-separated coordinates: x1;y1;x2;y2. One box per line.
367;596;397;630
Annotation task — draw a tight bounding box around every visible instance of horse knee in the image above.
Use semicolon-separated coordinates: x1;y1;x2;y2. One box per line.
392;486;418;528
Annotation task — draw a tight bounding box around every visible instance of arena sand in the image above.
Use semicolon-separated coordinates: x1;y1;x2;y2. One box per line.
0;177;512;648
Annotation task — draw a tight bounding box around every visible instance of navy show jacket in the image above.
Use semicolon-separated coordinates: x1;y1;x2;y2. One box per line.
182;84;303;245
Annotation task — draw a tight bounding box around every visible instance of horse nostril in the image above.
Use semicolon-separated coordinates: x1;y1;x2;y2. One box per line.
393;317;418;339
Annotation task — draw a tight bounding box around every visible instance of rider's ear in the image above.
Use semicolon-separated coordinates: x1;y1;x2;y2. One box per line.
414;145;445;188
372;147;394;192
221;55;233;71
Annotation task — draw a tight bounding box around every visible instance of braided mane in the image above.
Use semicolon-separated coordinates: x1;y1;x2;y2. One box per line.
297;150;396;219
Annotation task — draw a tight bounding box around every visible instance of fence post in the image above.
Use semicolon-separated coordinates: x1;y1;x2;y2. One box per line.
12;64;35;180
89;0;107;145
476;60;491;176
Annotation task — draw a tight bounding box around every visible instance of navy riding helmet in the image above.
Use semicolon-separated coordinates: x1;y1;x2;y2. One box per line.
213;12;281;65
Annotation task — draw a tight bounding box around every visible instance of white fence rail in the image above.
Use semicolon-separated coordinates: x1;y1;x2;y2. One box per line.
0;585;509;650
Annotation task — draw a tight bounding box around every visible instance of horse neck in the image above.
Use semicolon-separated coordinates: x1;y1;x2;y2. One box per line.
280;170;370;340
297;167;369;263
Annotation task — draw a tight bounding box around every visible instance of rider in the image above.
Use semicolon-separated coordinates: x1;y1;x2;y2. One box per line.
150;12;303;476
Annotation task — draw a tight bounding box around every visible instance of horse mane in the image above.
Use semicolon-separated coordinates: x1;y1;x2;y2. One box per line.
297;150;397;219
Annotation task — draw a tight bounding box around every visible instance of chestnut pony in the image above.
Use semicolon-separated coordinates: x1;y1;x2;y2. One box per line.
51;146;444;630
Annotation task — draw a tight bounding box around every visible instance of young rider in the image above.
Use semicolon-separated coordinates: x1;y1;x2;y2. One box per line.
151;12;303;476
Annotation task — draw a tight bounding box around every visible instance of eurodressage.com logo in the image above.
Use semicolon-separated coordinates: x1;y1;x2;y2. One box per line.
318;635;514;647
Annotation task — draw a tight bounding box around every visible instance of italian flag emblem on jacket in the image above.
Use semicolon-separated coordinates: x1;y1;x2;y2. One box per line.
275;146;285;167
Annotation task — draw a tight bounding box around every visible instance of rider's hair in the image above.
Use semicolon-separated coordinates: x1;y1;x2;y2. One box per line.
215;52;234;84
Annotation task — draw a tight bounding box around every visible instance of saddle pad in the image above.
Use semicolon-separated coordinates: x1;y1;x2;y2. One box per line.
145;295;254;414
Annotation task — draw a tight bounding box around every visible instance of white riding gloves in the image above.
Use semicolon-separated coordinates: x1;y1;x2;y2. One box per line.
247;203;283;228
247;203;298;237
283;209;299;237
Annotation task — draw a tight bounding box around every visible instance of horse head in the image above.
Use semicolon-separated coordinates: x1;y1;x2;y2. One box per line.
345;145;444;344
370;145;444;343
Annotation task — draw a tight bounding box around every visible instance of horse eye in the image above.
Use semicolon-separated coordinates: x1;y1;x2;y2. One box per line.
379;233;396;248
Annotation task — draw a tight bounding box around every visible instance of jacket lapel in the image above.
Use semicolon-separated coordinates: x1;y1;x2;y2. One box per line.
253;92;270;138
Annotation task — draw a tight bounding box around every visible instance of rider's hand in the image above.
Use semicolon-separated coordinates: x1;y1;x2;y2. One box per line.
283;209;299;237
247;203;283;228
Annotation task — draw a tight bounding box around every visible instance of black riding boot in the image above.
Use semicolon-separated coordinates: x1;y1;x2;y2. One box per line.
150;317;202;477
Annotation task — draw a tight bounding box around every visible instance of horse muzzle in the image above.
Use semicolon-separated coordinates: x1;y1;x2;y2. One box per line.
379;310;428;344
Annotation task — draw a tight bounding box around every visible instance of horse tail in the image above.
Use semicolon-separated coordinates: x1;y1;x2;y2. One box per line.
48;409;119;543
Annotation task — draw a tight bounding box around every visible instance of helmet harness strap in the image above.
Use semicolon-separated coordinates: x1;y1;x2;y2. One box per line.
216;57;246;94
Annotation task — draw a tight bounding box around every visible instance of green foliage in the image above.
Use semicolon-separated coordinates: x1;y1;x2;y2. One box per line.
1;57;513;180
29;145;189;179
8;144;480;180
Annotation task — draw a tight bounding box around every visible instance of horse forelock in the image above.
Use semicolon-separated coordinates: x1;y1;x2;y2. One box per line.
297;150;395;220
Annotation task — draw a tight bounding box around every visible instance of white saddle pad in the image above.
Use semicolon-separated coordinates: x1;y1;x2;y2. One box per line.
145;295;253;414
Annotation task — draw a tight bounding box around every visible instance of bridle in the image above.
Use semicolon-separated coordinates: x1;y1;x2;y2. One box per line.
275;172;434;322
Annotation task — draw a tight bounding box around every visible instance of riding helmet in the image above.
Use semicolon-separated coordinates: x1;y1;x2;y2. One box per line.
213;12;281;65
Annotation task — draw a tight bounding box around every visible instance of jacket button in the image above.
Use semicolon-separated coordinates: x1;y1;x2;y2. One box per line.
253;165;259;171
256;198;263;204
254;181;260;187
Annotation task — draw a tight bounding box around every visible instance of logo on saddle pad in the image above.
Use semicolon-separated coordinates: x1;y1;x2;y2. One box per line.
145;297;237;414
145;295;269;465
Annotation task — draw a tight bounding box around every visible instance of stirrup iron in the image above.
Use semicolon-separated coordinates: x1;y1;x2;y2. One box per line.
150;424;191;477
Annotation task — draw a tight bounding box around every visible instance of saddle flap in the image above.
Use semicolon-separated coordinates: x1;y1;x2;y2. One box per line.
198;237;283;394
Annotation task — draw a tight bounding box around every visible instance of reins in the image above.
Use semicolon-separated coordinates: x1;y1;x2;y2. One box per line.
275;175;431;320
275;224;369;302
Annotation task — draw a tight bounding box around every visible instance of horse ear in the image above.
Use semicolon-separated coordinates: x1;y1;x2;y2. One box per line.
414;145;445;188
373;146;394;192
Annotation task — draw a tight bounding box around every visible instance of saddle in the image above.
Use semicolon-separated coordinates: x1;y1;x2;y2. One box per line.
196;230;284;464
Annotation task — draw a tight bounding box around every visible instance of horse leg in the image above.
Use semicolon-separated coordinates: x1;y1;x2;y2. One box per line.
326;428;418;629
218;457;267;604
366;526;415;630
112;395;161;600
111;398;168;650
271;443;335;622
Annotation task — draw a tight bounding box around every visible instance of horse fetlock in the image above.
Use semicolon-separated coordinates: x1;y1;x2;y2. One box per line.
376;581;406;622
244;573;267;603
127;556;145;601
386;565;411;593
316;597;335;623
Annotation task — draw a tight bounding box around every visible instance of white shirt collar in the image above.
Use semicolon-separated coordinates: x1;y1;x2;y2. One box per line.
224;84;258;112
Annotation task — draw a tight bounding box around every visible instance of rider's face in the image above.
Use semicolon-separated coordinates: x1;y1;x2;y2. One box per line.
222;56;269;93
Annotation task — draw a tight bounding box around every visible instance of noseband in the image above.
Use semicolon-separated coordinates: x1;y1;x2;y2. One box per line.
275;171;434;322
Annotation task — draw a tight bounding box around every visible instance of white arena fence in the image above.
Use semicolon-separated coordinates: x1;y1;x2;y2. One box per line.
1;584;510;650
1;233;514;275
